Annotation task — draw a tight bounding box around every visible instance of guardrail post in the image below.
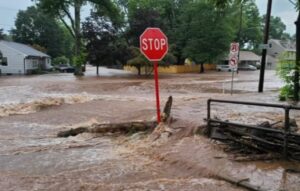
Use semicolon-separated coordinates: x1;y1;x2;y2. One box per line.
207;99;211;120
206;99;300;160
207;99;211;136
283;106;290;158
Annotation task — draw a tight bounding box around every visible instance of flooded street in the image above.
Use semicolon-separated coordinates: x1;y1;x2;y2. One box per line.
0;66;300;191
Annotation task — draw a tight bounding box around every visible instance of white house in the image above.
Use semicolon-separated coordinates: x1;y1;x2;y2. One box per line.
266;39;296;69
0;40;52;74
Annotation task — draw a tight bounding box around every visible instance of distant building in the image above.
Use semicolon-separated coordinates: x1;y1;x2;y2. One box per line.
266;39;296;70
221;50;261;68
0;40;52;74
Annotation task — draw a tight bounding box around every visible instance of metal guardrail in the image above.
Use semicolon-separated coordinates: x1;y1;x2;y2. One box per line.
207;99;300;158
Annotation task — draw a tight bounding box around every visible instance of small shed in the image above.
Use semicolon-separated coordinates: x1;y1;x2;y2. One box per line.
0;40;52;74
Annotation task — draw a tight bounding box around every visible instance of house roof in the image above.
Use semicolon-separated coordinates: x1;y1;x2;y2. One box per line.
239;51;260;61
269;39;296;51
0;40;50;58
223;51;260;61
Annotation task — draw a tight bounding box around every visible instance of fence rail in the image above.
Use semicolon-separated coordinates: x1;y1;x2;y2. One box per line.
207;99;300;158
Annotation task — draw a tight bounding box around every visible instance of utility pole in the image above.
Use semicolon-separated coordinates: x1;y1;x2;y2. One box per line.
258;0;272;93
236;1;243;75
295;12;300;101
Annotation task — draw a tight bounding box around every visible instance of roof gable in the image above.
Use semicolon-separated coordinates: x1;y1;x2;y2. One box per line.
269;39;296;51
0;40;50;58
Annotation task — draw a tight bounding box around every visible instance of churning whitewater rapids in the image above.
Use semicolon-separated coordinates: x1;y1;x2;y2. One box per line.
0;66;300;191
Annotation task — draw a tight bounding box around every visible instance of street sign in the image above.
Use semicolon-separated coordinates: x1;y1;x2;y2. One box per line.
229;56;238;68
229;42;240;95
140;28;169;61
259;44;270;50
229;43;240;69
230;42;239;54
139;28;169;123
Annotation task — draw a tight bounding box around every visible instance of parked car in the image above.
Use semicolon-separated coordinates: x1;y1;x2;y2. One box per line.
238;64;257;71
216;65;237;72
54;64;75;73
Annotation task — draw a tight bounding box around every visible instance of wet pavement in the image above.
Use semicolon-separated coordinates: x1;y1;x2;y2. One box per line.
0;66;299;190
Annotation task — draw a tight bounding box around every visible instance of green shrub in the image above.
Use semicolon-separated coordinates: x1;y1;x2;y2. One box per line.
53;56;69;65
276;51;298;101
279;85;294;101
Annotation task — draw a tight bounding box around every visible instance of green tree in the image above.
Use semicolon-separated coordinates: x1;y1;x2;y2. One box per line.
82;12;128;75
177;1;235;72
281;33;293;41
126;46;176;76
0;29;4;40
125;0;244;69
276;51;298;101
238;0;262;50
53;56;69;65
60;23;75;61
36;0;121;75
262;15;286;39
209;0;262;50
127;46;150;75
209;0;243;8
11;6;70;58
288;0;300;101
126;6;165;47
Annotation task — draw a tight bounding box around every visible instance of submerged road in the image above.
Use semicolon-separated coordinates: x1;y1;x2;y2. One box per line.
0;66;299;190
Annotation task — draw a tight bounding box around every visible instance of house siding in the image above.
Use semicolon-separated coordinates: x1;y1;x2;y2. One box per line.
0;41;52;74
268;40;285;57
266;39;296;70
0;43;26;74
25;58;40;70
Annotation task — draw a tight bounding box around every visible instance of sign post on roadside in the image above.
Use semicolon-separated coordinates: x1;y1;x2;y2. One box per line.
229;42;239;95
140;28;168;123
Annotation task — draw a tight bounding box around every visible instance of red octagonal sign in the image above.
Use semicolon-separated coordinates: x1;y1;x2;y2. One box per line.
140;28;168;61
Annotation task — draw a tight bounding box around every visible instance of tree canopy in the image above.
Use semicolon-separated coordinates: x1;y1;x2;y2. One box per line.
0;29;5;40
82;11;128;75
11;6;72;58
35;0;121;75
178;1;234;64
7;0;291;75
261;15;288;40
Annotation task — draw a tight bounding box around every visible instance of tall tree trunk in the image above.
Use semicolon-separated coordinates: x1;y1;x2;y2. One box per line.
294;12;300;101
137;64;141;76
200;63;205;73
74;0;83;76
96;65;99;76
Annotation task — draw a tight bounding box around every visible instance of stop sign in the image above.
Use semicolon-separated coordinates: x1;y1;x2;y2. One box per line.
140;28;168;61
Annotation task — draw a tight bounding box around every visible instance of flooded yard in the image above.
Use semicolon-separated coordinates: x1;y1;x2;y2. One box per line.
0;66;299;191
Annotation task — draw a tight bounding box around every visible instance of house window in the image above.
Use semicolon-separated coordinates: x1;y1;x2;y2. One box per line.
32;60;38;68
0;51;6;66
1;57;7;66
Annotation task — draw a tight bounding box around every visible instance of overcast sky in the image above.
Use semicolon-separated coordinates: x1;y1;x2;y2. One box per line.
256;0;297;35
0;0;298;35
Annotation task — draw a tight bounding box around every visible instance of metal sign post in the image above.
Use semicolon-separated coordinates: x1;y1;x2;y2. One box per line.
140;28;168;123
229;43;239;95
153;61;161;122
231;70;234;95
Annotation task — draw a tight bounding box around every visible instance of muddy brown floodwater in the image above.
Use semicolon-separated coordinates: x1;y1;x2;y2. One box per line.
0;66;299;191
